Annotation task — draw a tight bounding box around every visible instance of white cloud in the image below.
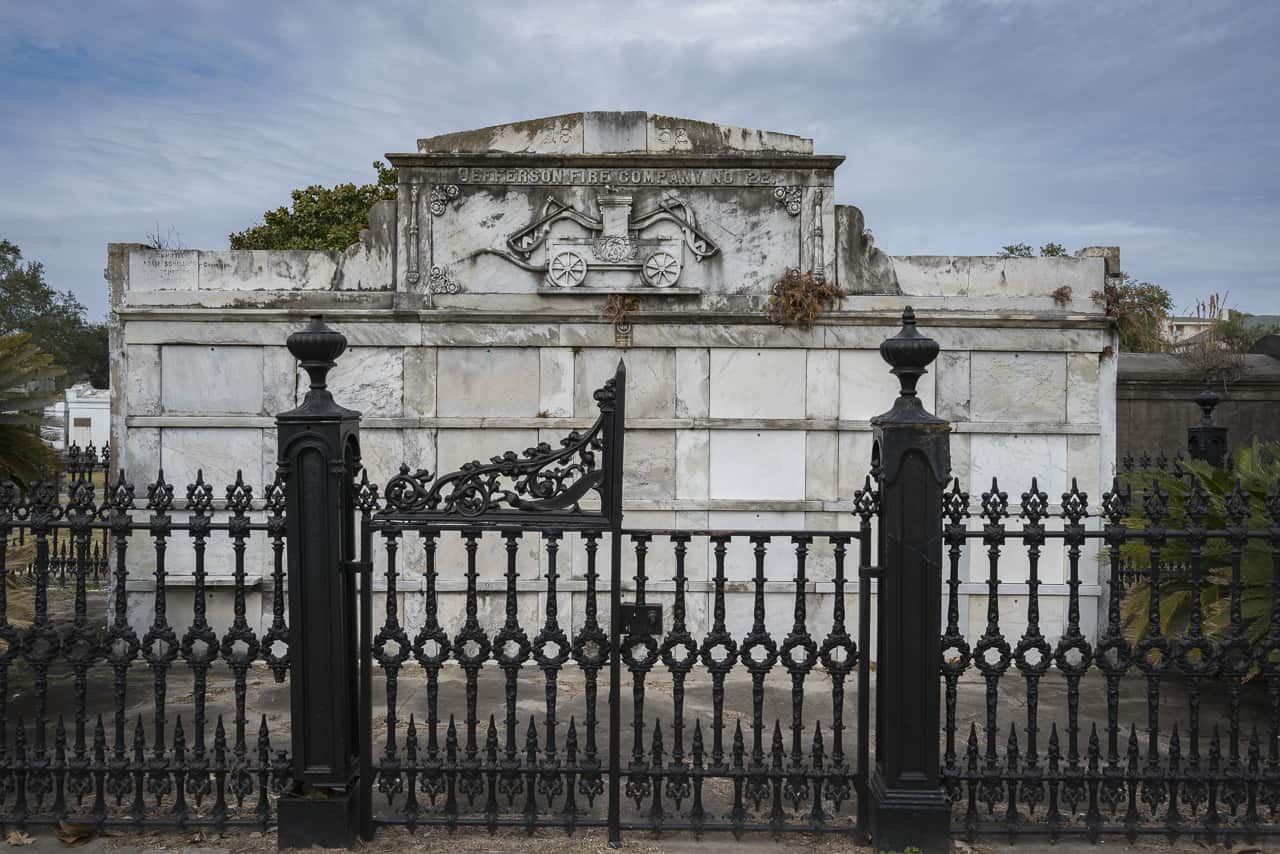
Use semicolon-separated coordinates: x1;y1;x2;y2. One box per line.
0;0;1277;316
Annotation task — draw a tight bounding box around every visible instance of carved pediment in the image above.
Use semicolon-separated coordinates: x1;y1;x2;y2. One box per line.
388;112;898;297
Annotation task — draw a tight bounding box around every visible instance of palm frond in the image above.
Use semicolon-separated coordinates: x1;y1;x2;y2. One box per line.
1117;441;1280;680
0;332;66;484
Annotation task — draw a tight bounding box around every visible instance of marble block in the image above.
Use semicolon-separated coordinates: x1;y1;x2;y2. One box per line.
161;345;263;414
437;347;538;417
709;349;806;419
709;431;806;501
970;352;1067;423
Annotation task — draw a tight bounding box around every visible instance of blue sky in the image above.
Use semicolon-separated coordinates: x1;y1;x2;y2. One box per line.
1;0;1277;319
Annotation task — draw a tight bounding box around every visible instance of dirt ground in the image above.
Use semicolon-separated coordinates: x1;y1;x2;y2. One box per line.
7;823;1280;854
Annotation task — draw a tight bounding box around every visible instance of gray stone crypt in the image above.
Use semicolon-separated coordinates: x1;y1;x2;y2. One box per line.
105;111;1120;647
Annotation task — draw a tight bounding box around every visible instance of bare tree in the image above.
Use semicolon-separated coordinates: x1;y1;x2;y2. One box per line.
144;222;186;250
1176;291;1245;390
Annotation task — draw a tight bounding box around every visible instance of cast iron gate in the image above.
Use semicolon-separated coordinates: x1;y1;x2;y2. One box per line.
350;361;878;840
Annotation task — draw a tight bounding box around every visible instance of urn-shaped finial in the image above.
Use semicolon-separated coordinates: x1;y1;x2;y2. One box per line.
1195;387;1221;426
879;306;939;401
288;315;347;395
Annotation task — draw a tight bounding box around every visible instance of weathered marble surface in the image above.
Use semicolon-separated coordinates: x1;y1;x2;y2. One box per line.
709;349;807;419
437;347;539;417
107;113;1120;643
417;112;815;157
970;352;1067;422
162;345;264;414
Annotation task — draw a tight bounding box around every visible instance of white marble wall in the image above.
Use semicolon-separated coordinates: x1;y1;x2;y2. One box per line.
108;245;1117;647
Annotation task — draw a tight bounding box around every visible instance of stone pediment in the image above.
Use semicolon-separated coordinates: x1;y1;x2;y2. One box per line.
417;111;814;156
390;113;896;298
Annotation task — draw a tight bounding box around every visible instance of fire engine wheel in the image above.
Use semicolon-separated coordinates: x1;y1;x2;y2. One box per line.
547;250;588;288
642;251;681;288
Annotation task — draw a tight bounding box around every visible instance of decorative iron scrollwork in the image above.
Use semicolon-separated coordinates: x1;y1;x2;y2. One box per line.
381;376;616;518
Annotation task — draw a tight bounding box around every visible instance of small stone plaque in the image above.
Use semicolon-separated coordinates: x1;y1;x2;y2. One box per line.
129;249;198;291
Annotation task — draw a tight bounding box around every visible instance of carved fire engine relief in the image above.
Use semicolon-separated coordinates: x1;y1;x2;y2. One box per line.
486;191;719;291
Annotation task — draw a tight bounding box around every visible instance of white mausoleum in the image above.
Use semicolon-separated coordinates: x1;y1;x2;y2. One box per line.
107;112;1120;645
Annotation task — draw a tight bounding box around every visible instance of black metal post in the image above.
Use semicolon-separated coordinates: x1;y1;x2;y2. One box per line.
275;316;363;848
1187;387;1228;466
357;512;374;841
604;360;626;847
856;558;876;837
867;308;952;854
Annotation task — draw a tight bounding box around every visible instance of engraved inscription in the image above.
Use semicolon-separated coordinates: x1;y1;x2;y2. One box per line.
139;252;197;279
455;167;781;187
134;250;198;291
539;123;575;147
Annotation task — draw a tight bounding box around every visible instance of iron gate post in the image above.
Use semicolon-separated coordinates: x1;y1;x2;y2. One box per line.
275;316;363;848
867;308;952;854
604;360;627;847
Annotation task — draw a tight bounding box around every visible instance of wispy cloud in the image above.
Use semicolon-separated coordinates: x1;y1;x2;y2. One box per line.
0;0;1277;317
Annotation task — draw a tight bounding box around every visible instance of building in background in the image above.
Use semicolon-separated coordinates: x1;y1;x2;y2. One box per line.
44;382;110;452
1164;314;1216;350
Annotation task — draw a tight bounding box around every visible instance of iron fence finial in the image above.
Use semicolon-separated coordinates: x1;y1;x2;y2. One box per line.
1196;387;1221;426
287;315;347;397
879;305;940;404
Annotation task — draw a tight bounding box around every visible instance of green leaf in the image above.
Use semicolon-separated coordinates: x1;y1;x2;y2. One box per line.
0;332;65;484
229;161;398;251
1119;441;1280;680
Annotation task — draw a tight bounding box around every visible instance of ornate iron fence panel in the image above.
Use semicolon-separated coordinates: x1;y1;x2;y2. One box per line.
359;362;876;839
940;470;1280;842
8;444;111;585
0;465;291;831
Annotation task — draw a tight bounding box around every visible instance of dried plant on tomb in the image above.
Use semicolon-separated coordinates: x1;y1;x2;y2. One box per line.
764;268;844;330
601;294;640;329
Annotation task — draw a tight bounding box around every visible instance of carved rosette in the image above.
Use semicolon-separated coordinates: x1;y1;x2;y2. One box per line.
591;236;638;263
773;186;802;216
429;184;460;216
427;265;462;294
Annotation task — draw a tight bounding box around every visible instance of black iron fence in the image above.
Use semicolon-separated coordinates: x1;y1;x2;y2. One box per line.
6;444;112;585
350;360;879;838
2;310;1279;853
0;466;291;830
939;473;1280;841
351;523;875;836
